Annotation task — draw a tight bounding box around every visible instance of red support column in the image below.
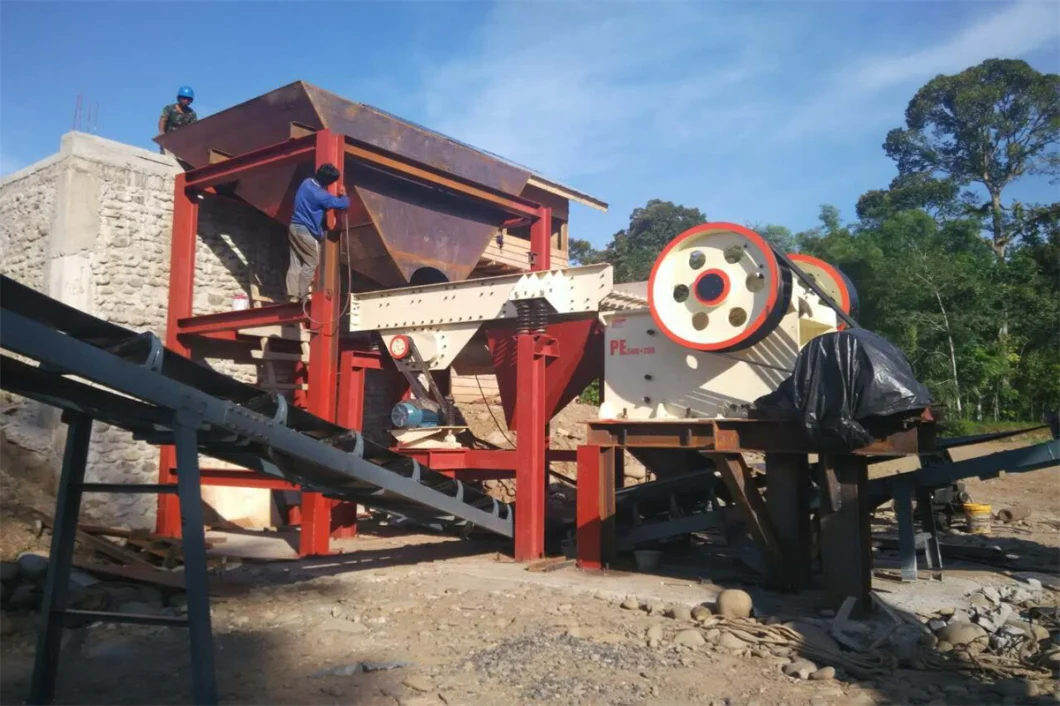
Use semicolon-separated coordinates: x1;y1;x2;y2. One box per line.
514;332;552;561
157;173;199;537
530;206;553;272
576;444;616;571
331;349;365;539
300;129;344;557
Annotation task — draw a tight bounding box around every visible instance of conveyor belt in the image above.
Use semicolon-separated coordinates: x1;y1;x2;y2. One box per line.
0;276;513;537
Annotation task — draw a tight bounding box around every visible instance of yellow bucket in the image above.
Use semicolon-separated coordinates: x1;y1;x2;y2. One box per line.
964;503;992;535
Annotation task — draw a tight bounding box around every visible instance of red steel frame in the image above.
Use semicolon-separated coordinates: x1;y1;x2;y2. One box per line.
157;130;355;555
158;127;563;561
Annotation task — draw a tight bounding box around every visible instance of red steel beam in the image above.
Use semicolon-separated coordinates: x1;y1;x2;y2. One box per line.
575;444;616;571
199;470;299;492
530;205;553;271
514;332;551;561
391;448;519;471
177;303;307;336
332;349;366;539
343;138;541;219
156;172;199;538
182;134;317;191
300;129;344;557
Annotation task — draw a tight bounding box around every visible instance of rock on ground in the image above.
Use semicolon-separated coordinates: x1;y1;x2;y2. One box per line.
714;589;753;619
691;605;713;622
938;622;987;647
670;605;692;622
809;666;835;681
717;632;746;651
16;552;48;580
782;658;818;680
673;629;706;648
621;597;640;610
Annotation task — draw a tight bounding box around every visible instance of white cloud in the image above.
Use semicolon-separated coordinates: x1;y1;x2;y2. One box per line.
780;2;1060;139
417;3;780;182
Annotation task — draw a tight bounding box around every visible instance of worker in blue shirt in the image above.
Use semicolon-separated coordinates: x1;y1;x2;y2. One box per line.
286;163;350;302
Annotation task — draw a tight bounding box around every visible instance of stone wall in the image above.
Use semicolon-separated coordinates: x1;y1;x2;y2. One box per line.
0;133;294;529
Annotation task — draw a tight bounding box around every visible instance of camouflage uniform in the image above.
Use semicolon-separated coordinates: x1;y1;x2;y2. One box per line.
159;104;197;154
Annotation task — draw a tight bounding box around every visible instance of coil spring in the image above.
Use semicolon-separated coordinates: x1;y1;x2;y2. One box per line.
516;301;532;333
516;300;549;334
532;300;548;334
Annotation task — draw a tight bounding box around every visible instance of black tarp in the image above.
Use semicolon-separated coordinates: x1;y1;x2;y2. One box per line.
754;329;933;451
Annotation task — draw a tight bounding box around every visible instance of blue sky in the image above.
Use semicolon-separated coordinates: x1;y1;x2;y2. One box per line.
1;1;1057;247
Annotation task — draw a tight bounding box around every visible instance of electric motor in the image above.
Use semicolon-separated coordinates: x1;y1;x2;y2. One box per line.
391;400;441;429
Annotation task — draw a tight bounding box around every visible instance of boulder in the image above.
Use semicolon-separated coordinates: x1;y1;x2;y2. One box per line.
6;584;40;612
1004;619;1049;641
621;597;641;611
938;622;987;647
16;553;48;581
670;605;693;622
691;605;713;623
714;589;753;619
717;632;746;651
810;666;836;681
782;658;818;680
673;629;706;648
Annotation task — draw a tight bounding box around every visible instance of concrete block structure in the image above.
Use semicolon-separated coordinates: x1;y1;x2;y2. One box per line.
0;133;295;527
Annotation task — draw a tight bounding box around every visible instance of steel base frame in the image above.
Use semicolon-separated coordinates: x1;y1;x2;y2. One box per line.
574;417;935;614
31;412;216;705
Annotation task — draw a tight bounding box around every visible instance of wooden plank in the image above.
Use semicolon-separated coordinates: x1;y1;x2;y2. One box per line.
819;455;872;615
72;560;186;590
77;525;138;539
765;453;811;589
707;454;786;586
30;508;156;570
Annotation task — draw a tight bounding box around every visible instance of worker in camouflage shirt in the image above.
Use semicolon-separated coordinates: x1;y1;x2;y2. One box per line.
157;85;197;154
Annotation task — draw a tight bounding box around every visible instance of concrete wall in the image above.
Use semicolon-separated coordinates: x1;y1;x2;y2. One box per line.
0;132;294;528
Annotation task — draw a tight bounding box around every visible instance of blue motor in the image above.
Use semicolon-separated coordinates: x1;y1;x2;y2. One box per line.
391;400;441;429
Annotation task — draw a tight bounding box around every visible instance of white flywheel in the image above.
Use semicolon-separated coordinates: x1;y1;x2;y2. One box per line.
648;223;791;352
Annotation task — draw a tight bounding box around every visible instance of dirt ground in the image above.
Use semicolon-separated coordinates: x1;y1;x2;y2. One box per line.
1;417;1057;705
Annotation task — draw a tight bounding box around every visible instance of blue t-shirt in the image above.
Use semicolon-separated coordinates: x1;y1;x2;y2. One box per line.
290;178;350;239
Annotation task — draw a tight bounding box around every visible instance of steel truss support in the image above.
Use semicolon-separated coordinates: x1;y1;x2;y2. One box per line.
513;330;555;560
158;130;351;557
300;129;345;556
32;412;217;705
575;444;616;570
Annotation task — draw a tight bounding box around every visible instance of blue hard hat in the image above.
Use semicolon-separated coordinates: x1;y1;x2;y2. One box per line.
177;85;195;100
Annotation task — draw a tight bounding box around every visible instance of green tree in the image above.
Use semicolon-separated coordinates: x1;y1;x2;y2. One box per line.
883;59;1060;259
568;238;602;266
594;199;707;283
746;223;797;253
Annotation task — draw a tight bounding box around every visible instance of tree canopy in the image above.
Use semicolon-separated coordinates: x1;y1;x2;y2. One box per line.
883;58;1059;258
577;58;1059;425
